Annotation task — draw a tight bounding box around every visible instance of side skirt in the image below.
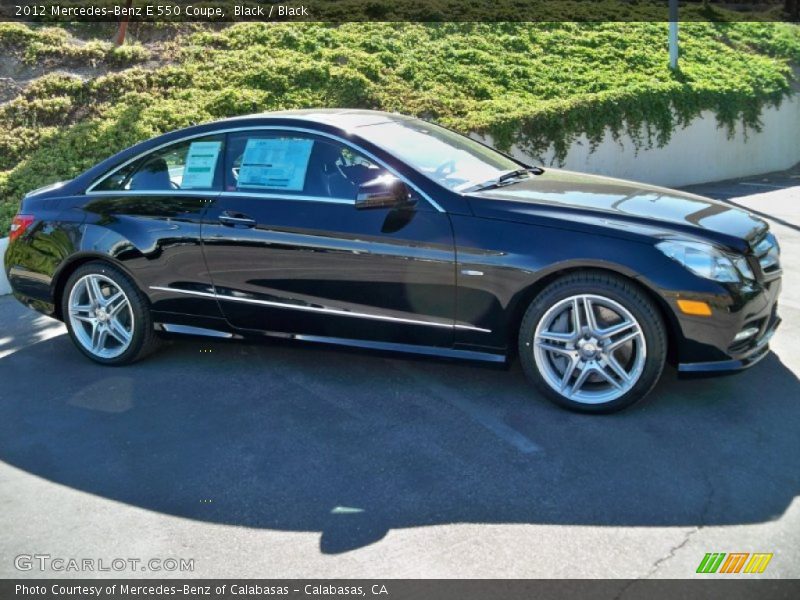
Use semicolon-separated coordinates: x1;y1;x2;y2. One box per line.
262;332;508;363
154;318;507;364
158;323;237;339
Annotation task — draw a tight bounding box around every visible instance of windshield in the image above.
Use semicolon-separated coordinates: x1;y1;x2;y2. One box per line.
354;118;521;192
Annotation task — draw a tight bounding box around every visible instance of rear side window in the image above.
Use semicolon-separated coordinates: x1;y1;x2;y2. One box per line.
224;131;385;199
94;135;225;192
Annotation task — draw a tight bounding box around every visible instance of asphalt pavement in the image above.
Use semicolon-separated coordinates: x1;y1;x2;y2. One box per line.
0;169;798;581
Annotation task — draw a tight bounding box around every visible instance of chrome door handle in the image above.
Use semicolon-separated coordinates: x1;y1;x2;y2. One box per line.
218;211;256;228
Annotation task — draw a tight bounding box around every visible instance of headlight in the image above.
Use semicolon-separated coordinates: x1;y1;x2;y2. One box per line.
656;240;754;283
753;232;780;272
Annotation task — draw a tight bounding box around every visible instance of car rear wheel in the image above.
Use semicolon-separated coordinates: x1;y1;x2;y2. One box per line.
63;261;161;365
519;272;667;413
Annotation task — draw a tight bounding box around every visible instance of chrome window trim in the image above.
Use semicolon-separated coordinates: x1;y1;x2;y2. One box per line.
218;191;352;205
85;190;209;197
85;125;445;212
150;285;490;333
87;189;354;206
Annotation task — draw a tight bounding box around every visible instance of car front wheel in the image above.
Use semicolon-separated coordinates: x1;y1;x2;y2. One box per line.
63;261;161;365
519;272;667;413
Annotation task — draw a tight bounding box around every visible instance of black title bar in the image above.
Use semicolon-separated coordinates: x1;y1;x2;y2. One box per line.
0;0;798;23
3;580;800;600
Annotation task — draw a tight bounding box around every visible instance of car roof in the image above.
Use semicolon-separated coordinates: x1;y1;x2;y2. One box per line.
216;109;420;130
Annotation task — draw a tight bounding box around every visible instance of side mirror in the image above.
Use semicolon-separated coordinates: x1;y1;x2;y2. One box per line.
355;175;413;210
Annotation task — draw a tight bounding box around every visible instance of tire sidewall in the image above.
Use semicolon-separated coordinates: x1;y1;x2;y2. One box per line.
519;276;666;413
62;262;149;365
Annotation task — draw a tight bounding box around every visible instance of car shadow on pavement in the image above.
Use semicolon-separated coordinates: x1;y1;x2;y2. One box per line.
1;333;799;554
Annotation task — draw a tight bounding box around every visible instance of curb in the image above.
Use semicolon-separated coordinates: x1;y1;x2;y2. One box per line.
0;237;10;296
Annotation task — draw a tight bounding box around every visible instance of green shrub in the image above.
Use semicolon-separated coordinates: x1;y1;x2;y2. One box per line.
0;22;151;67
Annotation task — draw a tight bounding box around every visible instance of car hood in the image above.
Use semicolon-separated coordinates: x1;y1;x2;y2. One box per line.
467;168;767;252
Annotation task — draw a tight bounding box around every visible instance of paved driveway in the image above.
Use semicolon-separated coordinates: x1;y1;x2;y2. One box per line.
0;171;798;580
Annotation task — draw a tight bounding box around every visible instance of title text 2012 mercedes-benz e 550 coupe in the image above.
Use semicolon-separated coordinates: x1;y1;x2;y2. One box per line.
4;110;782;412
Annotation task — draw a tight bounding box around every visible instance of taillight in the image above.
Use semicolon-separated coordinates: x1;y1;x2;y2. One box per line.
9;214;34;242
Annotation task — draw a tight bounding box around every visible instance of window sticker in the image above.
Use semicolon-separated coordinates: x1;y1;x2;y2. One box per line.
181;141;222;189
237;138;314;192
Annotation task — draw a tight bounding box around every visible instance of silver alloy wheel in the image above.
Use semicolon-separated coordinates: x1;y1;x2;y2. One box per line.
533;294;646;404
67;273;134;359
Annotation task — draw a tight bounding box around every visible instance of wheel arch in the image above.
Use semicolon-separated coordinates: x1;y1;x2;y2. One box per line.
506;265;680;364
51;253;142;321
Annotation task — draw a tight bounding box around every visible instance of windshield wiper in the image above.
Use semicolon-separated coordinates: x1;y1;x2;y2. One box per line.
462;166;545;193
498;166;544;183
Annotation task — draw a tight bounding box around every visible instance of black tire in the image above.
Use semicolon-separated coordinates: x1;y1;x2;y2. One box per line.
62;261;161;365
518;272;667;414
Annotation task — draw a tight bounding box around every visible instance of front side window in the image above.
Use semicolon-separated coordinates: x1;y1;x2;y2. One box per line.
354;118;521;192
94;135;225;192
224;132;385;200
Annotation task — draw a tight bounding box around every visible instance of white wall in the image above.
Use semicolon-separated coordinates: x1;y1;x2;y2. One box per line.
473;95;800;188
0;237;9;296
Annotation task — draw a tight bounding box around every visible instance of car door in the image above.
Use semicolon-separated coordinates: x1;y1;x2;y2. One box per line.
200;129;457;347
85;134;225;318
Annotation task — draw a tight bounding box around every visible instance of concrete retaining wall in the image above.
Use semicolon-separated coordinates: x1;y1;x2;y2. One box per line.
473;95;800;188
0;237;9;296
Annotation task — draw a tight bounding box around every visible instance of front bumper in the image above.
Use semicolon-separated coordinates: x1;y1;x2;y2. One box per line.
674;272;781;377
677;315;780;376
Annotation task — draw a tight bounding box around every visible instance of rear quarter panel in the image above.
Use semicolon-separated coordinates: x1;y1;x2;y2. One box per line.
4;196;85;315
5;192;219;320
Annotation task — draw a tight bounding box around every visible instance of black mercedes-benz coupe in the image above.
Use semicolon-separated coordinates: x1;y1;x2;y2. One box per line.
4;110;782;412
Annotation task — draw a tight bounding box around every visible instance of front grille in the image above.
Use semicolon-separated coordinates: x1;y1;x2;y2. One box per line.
752;232;780;275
